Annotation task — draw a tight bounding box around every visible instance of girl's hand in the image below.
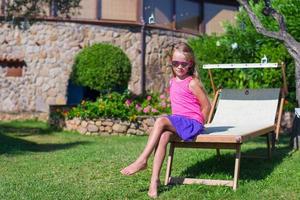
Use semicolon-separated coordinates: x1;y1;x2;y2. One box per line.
189;79;211;123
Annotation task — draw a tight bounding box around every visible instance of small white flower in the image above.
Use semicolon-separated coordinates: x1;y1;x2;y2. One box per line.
216;41;221;47
231;42;238;49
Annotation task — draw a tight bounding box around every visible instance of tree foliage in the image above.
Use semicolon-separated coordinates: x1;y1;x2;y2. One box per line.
189;0;299;110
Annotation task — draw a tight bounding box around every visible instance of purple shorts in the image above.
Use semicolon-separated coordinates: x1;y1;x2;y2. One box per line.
167;115;204;141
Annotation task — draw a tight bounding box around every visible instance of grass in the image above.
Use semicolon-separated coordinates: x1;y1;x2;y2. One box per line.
0;120;299;200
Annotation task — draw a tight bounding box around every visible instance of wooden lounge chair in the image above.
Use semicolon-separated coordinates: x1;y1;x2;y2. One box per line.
164;63;287;190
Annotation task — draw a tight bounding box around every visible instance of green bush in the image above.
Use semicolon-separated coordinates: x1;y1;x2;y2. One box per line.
66;92;171;121
189;0;298;110
71;43;131;92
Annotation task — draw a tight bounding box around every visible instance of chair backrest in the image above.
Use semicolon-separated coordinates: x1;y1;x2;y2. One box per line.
211;88;281;127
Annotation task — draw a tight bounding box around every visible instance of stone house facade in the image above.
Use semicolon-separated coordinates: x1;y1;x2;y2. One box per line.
0;0;238;118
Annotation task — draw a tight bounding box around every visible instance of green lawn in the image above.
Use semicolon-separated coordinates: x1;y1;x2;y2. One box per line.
0;120;299;200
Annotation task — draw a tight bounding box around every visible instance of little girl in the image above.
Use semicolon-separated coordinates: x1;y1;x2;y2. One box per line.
121;42;211;198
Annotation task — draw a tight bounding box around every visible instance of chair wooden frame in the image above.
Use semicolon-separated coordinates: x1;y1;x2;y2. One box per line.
164;63;287;190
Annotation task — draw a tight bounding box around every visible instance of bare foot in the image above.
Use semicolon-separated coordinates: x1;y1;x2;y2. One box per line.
120;161;147;176
147;179;161;199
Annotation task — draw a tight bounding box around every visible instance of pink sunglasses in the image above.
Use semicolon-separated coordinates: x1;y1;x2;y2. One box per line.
171;60;191;68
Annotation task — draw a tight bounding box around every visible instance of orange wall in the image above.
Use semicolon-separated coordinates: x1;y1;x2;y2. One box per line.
101;0;138;21
204;2;237;35
71;0;97;19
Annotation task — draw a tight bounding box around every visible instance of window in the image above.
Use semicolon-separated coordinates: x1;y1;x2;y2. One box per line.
144;0;173;27
98;0;138;21
143;0;202;32
175;0;202;32
203;2;238;35
69;0;97;19
0;59;25;77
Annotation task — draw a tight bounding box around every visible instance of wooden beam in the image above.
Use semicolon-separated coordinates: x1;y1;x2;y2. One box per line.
204;63;278;69
169;177;234;187
208;69;216;94
164;143;175;185
240;126;275;142
207;89;220;123
275;95;285;140
172;142;239;149
233;145;241;190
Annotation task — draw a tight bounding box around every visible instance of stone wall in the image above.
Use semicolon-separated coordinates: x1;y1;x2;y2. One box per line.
50;116;158;136
0;112;48;121
0;21;193;114
47;111;295;136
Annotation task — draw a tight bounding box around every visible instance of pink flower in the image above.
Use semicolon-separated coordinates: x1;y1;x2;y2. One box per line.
143;105;151;113
146;96;152;101
135;104;142;112
151;108;158;113
160;101;167;108
160;94;166;99
125;99;132;107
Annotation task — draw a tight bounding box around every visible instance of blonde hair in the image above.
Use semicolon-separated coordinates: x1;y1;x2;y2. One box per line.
171;42;196;77
171;42;205;89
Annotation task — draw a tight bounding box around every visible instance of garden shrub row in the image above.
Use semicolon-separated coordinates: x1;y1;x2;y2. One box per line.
66;91;171;121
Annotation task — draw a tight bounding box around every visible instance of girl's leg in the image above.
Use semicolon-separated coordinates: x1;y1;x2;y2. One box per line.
148;131;173;198
121;117;175;175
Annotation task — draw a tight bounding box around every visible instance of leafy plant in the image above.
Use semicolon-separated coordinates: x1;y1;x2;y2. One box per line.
189;0;298;110
66;91;171;121
71;43;132;93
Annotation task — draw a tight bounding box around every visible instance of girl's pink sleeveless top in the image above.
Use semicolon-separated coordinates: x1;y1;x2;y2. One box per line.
169;76;204;123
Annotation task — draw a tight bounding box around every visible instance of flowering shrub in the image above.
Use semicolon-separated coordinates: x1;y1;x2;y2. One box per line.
66;91;171;121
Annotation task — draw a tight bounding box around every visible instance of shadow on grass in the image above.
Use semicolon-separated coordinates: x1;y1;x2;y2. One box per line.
0;121;54;137
0;121;90;154
178;146;291;181
156;138;293;195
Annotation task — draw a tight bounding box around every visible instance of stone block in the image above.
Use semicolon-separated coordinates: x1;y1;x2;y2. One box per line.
81;120;88;128
104;126;113;133
78;127;87;135
130;123;139;129
87;124;98;132
95;120;102;126
102;121;114;126
127;128;137;135
112;124;128;133
136;130;145;135
88;120;95;125
74;118;81;126
99;126;105;131
120;121;130;126
143;118;155;126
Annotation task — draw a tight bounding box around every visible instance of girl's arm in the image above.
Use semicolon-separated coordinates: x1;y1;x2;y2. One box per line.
189;79;211;124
